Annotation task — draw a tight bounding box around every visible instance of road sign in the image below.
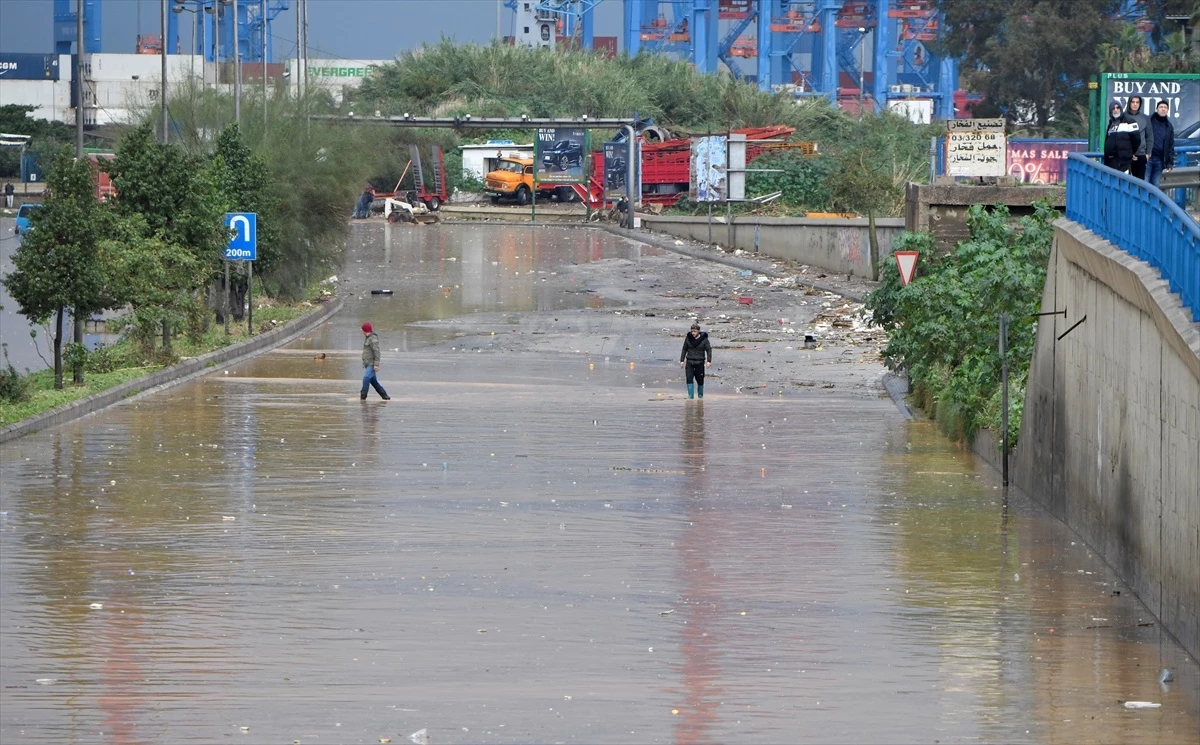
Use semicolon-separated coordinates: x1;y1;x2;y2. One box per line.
224;212;257;261
895;251;919;286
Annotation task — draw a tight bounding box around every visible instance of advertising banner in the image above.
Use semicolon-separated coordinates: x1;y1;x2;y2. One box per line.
946;118;1006;177
535;127;589;184
602;141;630;197
0;53;60;81
690;135;728;202
1007;139;1088;184
1095;73;1199;148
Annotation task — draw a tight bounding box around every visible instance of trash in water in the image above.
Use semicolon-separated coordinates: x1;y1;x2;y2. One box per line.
370;289;394;296
738;269;752;276
89;603;103;609
738;296;753;305
1159;669;1175;683
409;729;429;745
659;609;675;616
1123;701;1161;709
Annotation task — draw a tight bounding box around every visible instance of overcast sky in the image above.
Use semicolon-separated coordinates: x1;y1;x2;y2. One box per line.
0;0;625;61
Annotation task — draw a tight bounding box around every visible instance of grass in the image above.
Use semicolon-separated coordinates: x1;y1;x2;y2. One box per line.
0;292;331;428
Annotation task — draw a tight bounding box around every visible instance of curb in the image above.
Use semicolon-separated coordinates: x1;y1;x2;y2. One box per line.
0;295;344;445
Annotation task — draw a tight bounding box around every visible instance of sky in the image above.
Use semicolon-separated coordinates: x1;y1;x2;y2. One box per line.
0;0;625;61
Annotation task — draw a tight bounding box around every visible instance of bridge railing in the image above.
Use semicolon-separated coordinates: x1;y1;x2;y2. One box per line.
1065;152;1199;322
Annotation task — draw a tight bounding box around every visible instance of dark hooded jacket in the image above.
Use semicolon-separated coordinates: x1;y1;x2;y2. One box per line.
681;331;712;365
1103;108;1140;173
1151;111;1175;168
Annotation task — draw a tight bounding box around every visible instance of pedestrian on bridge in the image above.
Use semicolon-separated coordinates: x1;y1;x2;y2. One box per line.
1103;102;1139;174
1147;100;1176;188
680;322;712;400
360;322;390;401
1126;95;1152;181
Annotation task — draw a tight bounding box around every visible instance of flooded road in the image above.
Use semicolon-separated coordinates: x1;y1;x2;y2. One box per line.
1;223;1197;744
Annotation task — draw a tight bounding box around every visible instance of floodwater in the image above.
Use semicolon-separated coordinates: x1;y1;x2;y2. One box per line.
1;223;1197;744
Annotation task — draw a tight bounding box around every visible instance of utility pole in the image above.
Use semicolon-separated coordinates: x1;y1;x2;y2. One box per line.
73;0;85;385
161;0;169;143
262;0;268;131
857;26;866;118
233;0;241;124
295;0;302;98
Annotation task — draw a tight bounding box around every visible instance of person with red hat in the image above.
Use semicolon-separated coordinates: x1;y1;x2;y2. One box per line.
360;322;390;400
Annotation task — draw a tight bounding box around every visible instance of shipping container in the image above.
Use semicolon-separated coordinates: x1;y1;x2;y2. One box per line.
0;79;74;123
0;53;61;80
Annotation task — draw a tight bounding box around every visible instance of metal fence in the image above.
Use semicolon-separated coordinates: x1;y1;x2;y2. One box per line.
1065;152;1199;322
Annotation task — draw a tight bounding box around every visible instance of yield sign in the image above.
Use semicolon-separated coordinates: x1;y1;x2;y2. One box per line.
895;251;919;286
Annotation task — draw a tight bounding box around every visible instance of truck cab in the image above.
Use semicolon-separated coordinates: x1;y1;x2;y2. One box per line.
484;157;578;205
485;157;536;205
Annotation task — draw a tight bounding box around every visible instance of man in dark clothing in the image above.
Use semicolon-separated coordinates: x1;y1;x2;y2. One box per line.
1126;95;1152;180
1147;100;1176;188
1103;102;1139;174
360;322;390;400
680;322;712;399
4;182;13;209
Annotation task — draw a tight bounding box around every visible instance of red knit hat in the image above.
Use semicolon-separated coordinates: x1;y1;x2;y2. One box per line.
361;322;372;333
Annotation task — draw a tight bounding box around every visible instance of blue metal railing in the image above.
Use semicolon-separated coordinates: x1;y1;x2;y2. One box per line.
1066;152;1199;323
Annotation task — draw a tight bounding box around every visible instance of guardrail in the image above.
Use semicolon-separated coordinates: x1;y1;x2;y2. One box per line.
1065;152;1199;322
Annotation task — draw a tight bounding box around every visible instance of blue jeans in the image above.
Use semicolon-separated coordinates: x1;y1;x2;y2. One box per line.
1147;157;1166;187
361;365;388;399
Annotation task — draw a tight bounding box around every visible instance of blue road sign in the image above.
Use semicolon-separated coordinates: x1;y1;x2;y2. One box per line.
224;212;257;261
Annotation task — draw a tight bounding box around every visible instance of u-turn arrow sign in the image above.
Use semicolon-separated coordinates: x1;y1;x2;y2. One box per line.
224;212;257;261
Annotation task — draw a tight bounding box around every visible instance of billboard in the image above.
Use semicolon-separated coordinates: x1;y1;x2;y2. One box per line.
1093;73;1200;148
946;118;1006;177
690;135;727;202
535;128;588;184
602;141;630;197
0;53;60;81
1007;139;1088;184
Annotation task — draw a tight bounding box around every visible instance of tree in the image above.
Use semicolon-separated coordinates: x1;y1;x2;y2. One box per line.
0;105;77;179
104;123;230;348
935;0;1123;136
826;146;896;279
212;125;280;313
2;148;115;389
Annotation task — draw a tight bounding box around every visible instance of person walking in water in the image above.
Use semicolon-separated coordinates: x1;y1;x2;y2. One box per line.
360;322;390;400
680;322;712;399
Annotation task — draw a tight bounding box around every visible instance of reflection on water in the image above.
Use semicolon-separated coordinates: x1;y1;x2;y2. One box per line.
0;224;1196;744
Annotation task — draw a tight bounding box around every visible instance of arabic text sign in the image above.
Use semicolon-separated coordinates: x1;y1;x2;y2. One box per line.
946;119;1006;177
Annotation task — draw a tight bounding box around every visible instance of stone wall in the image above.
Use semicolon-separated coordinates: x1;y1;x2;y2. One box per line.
1015;219;1200;659
639;215;905;279
905;183;1066;251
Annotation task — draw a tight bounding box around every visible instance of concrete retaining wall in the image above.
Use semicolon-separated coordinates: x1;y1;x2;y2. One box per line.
0;296;344;445
639;215;905;279
905;183;1066;252
1015;219;1200;659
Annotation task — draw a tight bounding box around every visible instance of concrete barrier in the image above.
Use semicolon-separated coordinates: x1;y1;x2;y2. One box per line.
1015;219;1200;660
639;214;905;279
0;296;344;445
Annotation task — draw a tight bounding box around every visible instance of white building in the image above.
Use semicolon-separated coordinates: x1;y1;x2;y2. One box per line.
459;141;534;181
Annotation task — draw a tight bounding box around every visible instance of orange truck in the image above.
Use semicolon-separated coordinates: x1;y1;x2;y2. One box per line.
484;156;578;205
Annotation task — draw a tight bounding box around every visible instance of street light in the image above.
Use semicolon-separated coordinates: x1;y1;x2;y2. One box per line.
172;3;199;81
858;26;866;117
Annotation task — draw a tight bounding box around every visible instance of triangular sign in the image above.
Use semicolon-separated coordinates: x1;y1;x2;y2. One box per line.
895;251;919;287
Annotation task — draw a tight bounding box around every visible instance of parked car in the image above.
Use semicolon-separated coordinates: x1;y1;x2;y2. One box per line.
541;139;584;172
14;203;42;237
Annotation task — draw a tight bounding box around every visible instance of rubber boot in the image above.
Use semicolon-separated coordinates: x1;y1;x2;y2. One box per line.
697;385;704;399
687;383;695;399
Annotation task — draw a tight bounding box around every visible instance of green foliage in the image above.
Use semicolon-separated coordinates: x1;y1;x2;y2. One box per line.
746;153;836;211
936;0;1123;137
212;125;283;277
866;201;1058;444
0;345;32;404
0;105;80;179
2;147;118;388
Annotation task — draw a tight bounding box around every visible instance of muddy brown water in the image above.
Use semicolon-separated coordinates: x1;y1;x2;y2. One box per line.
1;224;1196;744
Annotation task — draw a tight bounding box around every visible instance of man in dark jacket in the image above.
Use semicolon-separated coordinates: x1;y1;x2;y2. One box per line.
680;322;712;399
1126;95;1152;180
360;322;390;400
1103;102;1139;174
1147;100;1176;188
